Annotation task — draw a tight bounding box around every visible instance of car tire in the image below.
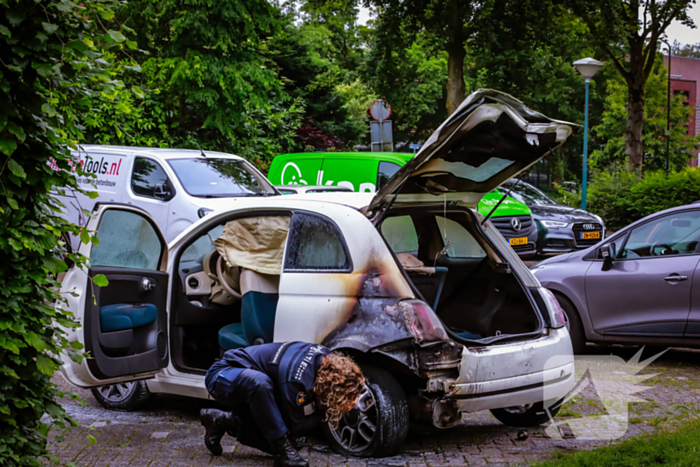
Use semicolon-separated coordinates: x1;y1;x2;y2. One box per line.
554;293;586;354
490;400;561;427
91;381;153;411
322;365;409;457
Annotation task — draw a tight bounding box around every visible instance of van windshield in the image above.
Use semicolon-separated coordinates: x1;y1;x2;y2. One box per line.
168;158;276;198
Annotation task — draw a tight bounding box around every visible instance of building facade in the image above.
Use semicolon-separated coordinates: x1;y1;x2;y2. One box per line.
664;54;699;167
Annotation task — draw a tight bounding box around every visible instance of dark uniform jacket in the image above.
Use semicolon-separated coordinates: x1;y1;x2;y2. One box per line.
205;342;331;435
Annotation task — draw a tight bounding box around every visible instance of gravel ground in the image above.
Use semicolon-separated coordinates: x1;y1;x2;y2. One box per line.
47;345;700;467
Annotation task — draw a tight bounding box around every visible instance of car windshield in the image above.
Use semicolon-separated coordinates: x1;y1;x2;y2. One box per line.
506;182;557;206
168;158;275;198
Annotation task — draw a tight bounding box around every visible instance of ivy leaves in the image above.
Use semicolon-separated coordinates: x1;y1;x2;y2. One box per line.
0;0;128;464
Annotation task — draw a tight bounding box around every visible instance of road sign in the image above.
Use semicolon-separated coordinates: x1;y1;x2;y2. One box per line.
369;99;391;122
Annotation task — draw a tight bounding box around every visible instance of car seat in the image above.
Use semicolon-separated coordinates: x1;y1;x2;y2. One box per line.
218;269;279;351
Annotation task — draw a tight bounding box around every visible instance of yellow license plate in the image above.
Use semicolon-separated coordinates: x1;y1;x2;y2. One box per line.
581;232;601;240
509;237;528;246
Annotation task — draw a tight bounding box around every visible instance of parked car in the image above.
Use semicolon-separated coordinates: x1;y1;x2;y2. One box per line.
532;204;700;354
269;152;539;256
59;89;575;457
54;146;279;248
500;179;605;255
275;185;353;195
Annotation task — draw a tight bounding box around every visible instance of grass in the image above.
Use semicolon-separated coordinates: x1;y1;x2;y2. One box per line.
531;419;700;466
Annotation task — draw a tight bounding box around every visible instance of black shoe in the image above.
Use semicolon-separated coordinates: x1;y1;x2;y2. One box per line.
269;436;309;467
200;408;237;456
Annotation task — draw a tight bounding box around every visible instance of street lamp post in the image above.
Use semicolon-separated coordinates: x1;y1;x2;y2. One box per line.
573;58;603;211
662;39;672;174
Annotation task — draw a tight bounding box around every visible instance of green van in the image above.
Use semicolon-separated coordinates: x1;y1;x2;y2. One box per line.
268;152;538;256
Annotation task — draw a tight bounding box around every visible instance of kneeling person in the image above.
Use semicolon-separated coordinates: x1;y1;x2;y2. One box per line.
200;342;365;467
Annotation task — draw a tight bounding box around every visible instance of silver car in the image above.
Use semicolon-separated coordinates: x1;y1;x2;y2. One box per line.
532;204;700;353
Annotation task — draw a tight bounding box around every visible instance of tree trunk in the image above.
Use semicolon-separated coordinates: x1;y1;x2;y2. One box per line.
445;0;466;116
625;82;645;174
446;42;467;116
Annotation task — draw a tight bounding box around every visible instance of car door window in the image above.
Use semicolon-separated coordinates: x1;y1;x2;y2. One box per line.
377;161;401;190
284;213;350;271
435;216;486;258
620;211;700;259
181;224;225;263
131;157;171;199
90;210;163;270
381;216;419;254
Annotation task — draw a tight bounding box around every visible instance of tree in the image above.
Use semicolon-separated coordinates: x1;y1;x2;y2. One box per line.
85;0;305;167
362;32;448;143
270;7;373;150
590;55;699;173
569;0;696;173
672;40;700;58
369;0;476;115
0;0;131;463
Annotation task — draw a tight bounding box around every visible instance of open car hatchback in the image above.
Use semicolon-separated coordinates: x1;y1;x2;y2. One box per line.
59;89;575;457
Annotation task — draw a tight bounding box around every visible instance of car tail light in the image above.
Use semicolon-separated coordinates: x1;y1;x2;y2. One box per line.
399;300;448;342
539;288;567;328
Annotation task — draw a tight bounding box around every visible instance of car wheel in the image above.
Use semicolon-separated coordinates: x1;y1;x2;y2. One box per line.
490;401;560;427
322;365;409;457
555;293;586;354
91;381;153;411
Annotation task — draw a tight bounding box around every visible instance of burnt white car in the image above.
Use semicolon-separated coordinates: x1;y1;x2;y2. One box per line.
59;90;575;457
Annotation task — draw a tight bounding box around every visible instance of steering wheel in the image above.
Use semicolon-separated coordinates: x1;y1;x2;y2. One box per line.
650;242;674;256
216;253;242;300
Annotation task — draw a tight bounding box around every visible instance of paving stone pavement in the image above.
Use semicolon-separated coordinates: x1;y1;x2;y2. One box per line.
48;346;700;467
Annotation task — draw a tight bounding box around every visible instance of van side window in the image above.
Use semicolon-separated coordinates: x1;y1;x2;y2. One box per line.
377;161;401;190
131;157;172;199
284;213;350;271
91;210;163;270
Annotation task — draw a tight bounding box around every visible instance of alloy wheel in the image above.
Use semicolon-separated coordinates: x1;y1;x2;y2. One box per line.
329;388;378;453
97;382;136;403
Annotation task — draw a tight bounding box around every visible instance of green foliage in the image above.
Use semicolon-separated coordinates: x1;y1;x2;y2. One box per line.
590;56;700;173
362;33;448;142
82;0;304;165
588;167;700;230
0;0;122;463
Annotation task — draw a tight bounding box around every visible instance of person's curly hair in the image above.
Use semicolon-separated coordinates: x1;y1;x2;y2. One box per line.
315;353;365;428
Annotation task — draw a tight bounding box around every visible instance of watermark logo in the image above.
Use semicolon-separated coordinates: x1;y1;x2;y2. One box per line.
543;348;666;440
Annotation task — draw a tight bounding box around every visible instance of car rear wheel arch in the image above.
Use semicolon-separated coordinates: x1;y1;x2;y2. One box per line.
551;291;586;354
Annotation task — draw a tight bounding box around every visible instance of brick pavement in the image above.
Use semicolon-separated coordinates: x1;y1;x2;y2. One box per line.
47;346;700;466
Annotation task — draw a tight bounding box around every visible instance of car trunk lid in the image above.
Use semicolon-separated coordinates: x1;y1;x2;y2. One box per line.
366;89;574;216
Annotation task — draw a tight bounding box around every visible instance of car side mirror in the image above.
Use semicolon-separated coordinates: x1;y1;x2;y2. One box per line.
601;243;616;271
154;183;173;201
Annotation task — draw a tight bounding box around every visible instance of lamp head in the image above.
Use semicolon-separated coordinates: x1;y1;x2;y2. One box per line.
573;58;603;81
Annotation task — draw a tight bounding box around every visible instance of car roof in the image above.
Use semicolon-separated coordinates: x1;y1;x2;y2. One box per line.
280;192;374;208
274;152;415;163
75;145;245;161
275;185;353;191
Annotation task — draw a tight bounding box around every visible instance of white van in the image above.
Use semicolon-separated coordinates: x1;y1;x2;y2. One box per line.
56;145;278;249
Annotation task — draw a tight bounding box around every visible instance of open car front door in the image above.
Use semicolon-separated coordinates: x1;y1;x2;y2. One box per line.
366;89;575;218
60;204;170;388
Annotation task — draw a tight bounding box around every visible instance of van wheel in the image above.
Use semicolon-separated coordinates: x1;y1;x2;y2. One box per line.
555;293;586;354
91;381;153;411
322;365;408;457
491;401;561;427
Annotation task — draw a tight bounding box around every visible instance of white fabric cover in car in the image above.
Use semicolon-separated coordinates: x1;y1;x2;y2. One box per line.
214;216;290;275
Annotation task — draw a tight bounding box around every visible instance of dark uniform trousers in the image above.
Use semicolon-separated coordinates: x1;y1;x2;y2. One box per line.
205;342;330;452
